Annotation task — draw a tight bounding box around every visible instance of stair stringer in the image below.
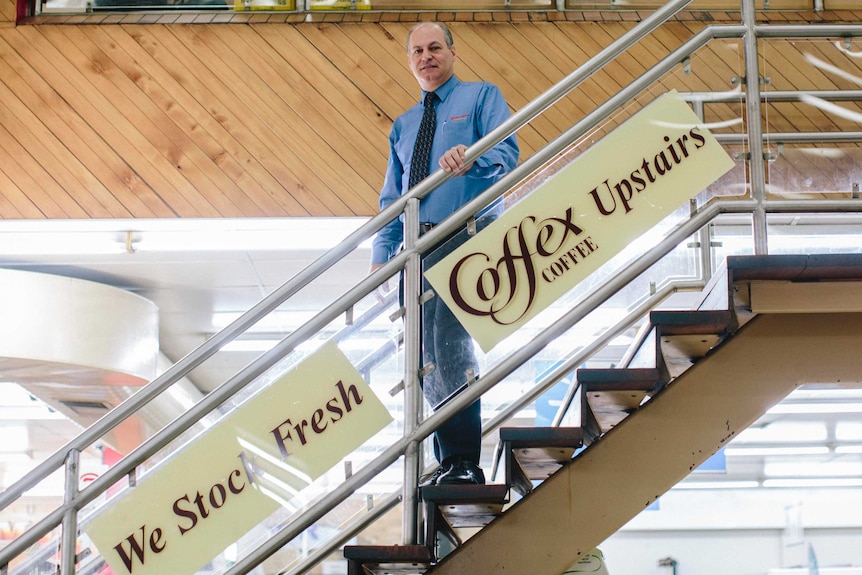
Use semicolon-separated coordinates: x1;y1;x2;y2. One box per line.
427;311;862;575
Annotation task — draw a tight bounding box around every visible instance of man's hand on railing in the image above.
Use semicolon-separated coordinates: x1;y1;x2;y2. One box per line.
439;144;473;176
370;263;395;304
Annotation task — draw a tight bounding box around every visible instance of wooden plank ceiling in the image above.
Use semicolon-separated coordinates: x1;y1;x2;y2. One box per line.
0;9;861;219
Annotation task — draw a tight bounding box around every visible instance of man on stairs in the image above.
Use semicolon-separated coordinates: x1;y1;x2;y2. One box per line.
369;21;519;485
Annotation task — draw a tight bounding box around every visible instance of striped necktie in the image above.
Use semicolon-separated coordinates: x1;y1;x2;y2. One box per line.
409;92;438;189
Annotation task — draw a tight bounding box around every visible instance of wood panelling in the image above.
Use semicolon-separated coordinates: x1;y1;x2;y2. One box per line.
1;0;14;24
0;13;860;219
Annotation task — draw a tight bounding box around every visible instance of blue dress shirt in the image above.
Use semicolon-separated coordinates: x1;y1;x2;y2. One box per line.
371;76;520;265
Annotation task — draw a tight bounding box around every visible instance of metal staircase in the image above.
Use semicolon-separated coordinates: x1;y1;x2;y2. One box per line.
3;1;862;574
345;254;862;575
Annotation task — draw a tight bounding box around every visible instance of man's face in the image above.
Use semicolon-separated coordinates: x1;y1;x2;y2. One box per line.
407;24;456;92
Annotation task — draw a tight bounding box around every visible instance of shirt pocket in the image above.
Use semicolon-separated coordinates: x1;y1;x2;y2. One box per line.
442;113;474;142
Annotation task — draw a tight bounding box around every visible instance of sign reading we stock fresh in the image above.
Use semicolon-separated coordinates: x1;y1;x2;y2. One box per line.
85;341;392;575
424;90;736;352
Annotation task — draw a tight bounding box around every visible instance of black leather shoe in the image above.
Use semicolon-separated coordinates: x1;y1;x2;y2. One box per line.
419;465;448;486
436;458;485;485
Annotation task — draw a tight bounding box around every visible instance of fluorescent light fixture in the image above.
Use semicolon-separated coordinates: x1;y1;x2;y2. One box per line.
212;309;396;334
735;422;827;443
131;218;373;252
763;478;862;488
0;383;66;420
783;388;862;401
221;338;391;353
0;218;373;255
803;52;862;91
764;460;862;478
0;231;128;255
835;445;862;454
725;446;830;457
212;311;318;331
837;422;862;441
719;230;862;253
0;451;34;462
674;480;760;490
766;402;862;415
0;422;29;451
221;340;280;353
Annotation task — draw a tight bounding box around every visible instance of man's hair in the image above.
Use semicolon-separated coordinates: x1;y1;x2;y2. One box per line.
406;22;454;51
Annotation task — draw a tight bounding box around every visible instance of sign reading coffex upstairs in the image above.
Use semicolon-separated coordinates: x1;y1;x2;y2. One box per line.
424;91;737;352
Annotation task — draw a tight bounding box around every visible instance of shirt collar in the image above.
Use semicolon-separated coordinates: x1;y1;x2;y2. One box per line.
421;75;459;105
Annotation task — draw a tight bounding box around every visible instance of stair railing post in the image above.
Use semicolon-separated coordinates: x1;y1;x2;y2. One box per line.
688;98;714;283
742;0;769;254
402;198;422;545
60;449;80;575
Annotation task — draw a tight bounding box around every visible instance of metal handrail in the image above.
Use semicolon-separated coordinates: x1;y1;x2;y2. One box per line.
223;197;759;575
223;11;862;565
0;0;694;519
282;276;709;569
208;14;862;574
682;89;862;103
0;0;691;566
0;3;696;570
6;6;862;575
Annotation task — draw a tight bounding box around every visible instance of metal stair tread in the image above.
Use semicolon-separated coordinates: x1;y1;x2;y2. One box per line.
577;367;664;389
501;427;583;483
652;310;736;378
420;483;509;504
578;369;662;434
726;253;862;281
344;544;432;575
650;309;736;335
499;426;584;448
421;483;508;529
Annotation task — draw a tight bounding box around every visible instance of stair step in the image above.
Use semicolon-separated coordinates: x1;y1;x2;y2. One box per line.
421;484;509;528
344;544;432;575
650;309;736;334
499;426;584;449
577;367;663;388
718;254;862;327
578;368;664;434
652;309;736;377
502;426;583;479
344;429;590;568
498;427;583;495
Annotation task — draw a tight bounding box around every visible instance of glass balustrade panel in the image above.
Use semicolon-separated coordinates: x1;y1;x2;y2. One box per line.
760;38;862;201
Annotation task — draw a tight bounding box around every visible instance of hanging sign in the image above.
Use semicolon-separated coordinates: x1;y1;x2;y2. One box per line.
85;340;392;575
424;90;736;352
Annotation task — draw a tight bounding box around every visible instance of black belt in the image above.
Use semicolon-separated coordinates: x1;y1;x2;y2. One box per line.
419;222;436;236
